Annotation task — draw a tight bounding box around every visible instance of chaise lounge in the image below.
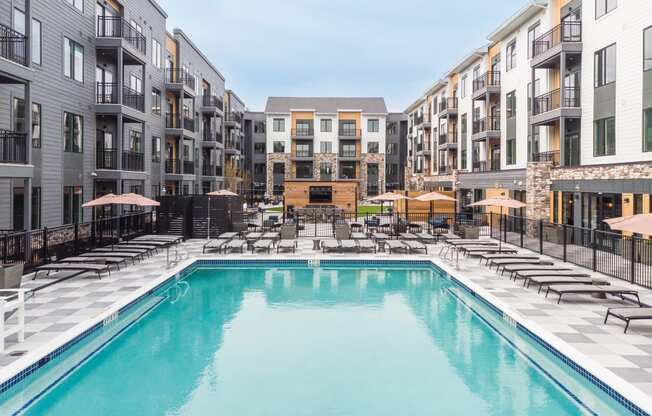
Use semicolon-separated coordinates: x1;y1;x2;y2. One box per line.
604;308;652;333
546;284;640;305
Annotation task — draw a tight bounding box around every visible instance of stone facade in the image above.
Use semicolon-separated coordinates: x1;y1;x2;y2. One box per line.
549;163;652;181
313;153;337;180
526;162;554;221
265;153;291;198
360;154;386;199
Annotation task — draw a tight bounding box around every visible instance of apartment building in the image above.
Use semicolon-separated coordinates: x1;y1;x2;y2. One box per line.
406;0;652;228
243;111;267;201
224;90;245;194
0;0;240;231
385;112;408;192
263;97;389;200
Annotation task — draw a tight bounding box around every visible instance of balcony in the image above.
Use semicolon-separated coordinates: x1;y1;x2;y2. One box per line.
202;164;216;176
165;158;179;174
338;127;361;139
96;16;146;56
339;150;359;160
215;166;223;176
0;130;27;164
472;117;501;141
96;83;119;104
472;71;501;100
472;158;500;173
531;87;581;125
201;95;224;113
225;140;241;154
96;149;118;169
438;98;458;118
415;114;432;129
164;68;195;92
122;86;144;112
165;113;195;134
0;23;27;67
292;149;313;161
531;150;560;166
225;112;242;127
438;166;453;175
531;21;582;68
122;151;144;172
183;160;194;175
291;127;314;139
438;130;458;147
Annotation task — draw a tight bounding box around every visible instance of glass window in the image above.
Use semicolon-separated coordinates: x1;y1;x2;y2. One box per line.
506;91;516;118
528;23;541;58
386;122;397;135
273;141;285;153
32;18;41;65
367;142;379;153
13;8;25;34
64;37;84;82
12;97;25;133
32;103;41;148
273;163;285;174
273;118;285;132
152;39;161;68
506;138;516;165
254;121;266;133
66;0;83;11
594;44;616;87
320;162;332;177
63;186;83;225
129;130;141;152
644;109;652;152
594;117;616;156
386;143;397;155
254;142;266;153
320;119;332;132
151;88;161;115
367;119;379;133
506;40;517;71
645;27;652;71
64;112;83;153
461;75;467;98
130;74;142;94
254;164;265;174
320;141;332;153
596;0;617;19
461;114;467;134
152;136;161;162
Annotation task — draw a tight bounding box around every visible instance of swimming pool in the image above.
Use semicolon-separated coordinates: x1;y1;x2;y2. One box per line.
0;262;639;415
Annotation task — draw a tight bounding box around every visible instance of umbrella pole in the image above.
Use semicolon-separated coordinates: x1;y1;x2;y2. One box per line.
207;196;210;240
499;207;503;252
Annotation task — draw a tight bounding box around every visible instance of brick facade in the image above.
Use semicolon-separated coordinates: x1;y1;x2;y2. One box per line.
265;153;291;198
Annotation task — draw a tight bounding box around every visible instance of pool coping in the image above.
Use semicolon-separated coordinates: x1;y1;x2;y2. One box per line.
0;256;650;416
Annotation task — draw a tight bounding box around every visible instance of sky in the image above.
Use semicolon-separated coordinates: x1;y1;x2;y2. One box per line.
158;0;527;112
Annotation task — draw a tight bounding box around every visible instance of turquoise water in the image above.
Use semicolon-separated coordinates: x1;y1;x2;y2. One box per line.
5;266;631;415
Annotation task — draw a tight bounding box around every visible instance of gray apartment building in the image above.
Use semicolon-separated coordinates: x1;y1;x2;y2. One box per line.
385;113;408;192
0;0;244;231
243;111;267;201
224;90;246;193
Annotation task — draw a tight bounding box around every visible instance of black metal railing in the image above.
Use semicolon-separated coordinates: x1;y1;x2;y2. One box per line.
338;127;361;137
215;166;223;176
531;150;560;165
164;68;195;90
0;130;27;164
295;150;313;158
0;22;27;66
165;158;179;174
472;71;501;92
165;113;181;129
339;150;357;158
225;140;241;152
202;164;216;176
96;82;118;104
96;16;146;55
472;161;486;173
291;127;314;137
183;160;194;174
472;116;501;134
532;21;582;58
533;87;580;115
122;151;144;171
96;148;118;169
183;116;195;132
203;130;216;141
225;112;242;124
439;97;458;113
202;95;224;111
123;85;144;112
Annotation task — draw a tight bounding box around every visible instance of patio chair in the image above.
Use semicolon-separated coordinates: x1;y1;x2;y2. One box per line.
525;275;594;294
399;233;419;240
203;239;231;254
322;239;340;253
351;232;368;240
460;247;518;257
404;240;428;254
251;239;274;254
277;224;298;253
480;253;540;265
33;263;110;280
415;233;438;243
507;267;577;280
500;264;570;278
82;251;143;263
490;259;554;273
59;256;128;271
0;263;24;290
546;285;640;305
224;239;247;253
357;239;377;253
386;240;408;254
340;240;359;253
604;308;652;333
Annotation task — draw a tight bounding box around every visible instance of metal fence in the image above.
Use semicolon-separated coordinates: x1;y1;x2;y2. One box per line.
0;212;154;273
493;213;652;288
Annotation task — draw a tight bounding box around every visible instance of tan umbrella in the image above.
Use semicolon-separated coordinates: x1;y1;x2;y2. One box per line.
467;196;526;251
207;190;238;197
605;214;652;234
82;193;118;208
414;192;457;231
368;192;411;215
115;193;160;207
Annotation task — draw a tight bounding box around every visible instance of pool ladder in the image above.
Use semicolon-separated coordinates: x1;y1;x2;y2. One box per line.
167;280;190;304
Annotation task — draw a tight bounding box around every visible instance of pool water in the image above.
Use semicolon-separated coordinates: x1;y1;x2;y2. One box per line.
3;265;632;415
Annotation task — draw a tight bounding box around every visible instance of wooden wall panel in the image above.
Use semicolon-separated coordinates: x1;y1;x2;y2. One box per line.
284;181;358;212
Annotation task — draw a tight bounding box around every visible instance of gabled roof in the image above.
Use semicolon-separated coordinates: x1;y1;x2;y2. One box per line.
487;0;548;42
265;97;388;114
445;46;488;76
404;97;425;114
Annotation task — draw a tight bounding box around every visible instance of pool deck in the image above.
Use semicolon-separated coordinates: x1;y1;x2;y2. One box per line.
3;237;652;412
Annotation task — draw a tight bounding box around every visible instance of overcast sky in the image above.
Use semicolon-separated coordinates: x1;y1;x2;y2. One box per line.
158;0;526;112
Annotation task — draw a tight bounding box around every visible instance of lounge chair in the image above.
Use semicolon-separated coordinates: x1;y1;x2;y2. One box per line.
546;284;640;305
501;265;571;278
203;238;231;254
461;247;518;257
511;269;585;282
340;240;359;253
59;256;128;271
416;233;438;243
262;232;280;241
605;308;652;333
322;239;340;253
525;275;594;293
33;263;110;280
218;232;238;239
224;239;246;253
357;240;377;253
277;225;298;253
372;232;391;241
84;250;145;262
399;233;419;240
351;232;367;240
480;253;540;265
245;232;264;241
251;239;274;253
132;235;182;244
489;259;554;272
112;243;160;254
386;240;408;254
404;240;428;254
0;263;24;290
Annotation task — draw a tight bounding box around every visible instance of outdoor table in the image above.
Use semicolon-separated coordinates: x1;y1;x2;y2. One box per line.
408;223;422;233
313;239;321;251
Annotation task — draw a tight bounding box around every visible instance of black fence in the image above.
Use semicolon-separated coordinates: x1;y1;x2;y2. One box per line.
492;214;652;289
0;212;154;273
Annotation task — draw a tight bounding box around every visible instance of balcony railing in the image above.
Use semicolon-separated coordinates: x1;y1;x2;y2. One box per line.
439;131;457;145
164;68;195;90
0;23;27;66
439;98;458;113
215;166;223;176
339;150;357;158
472;117;501;134
122;151;144;171
96;82;118;104
96;16;146;55
0;130;27;164
203;130;217;141
472;160;499;173
338;127;361;137
123;86;144;112
438;166;452;175
165;113;180;129
202;95;224;111
531;150;560;166
472;71;501;92
165;158;179;174
225;140;241;152
533;87;580;116
183;160;194;174
96;148;117;169
183;116;195;132
202;164;216;176
225;112;242;124
291;127;314;137
532;21;582;58
295;150;313;158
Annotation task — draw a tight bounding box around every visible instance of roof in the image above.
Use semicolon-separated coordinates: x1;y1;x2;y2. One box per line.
487;0;548;42
173;29;226;82
404;97;425;114
265;97;388;114
445;46;488;75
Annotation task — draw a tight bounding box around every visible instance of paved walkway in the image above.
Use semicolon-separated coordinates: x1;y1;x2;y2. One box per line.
2;237;652;411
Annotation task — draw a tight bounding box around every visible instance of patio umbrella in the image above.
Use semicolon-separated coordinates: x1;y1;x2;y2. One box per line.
207;190;238;197
368;192;412;215
467;196;526;251
114;193;160;207
206;190;238;239
414;191;457;231
82;193;119;208
605;213;652;234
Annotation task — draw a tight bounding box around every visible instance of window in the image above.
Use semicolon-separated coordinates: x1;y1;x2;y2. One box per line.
320;118;332;132
152;136;161;162
367;119;379;133
461;114;467;135
320;141;332;153
129;74;142;94
273;141;285;153
387;122;397;135
386;143;397;155
151;88;161;115
32;19;41;65
273;118;285;132
12;98;25;134
506;40;517;71
254;121;266;133
66;0;83;12
644;109;652;152
320;162;332;177
506;91;516;118
63;186;83;225
254;164;265;175
506;138;516;165
152;39;161;68
645;27;652;71
367;142;379;153
461;75;467;98
129;130;142;152
130;20;143;35
64;112;83;153
594;44;616;87
64;37;84;82
32;103;41;148
254;143;266;154
273;163;285;174
14;8;25;34
594;117;616;156
528;22;541;58
461;150;467;170
596;0;617;18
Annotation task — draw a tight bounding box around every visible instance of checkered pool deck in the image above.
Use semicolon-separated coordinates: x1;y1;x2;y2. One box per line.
3;237;652;410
